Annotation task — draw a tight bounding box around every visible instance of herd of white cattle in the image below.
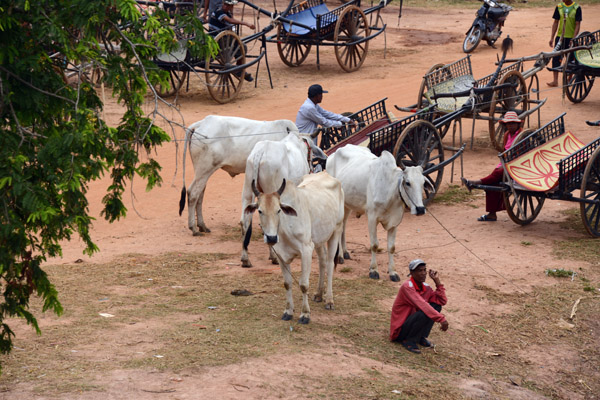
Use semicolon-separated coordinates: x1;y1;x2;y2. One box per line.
179;115;431;324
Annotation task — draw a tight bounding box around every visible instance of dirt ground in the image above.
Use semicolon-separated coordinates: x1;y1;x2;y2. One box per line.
2;2;600;399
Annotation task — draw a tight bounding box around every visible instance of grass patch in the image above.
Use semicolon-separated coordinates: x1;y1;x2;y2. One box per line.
432;184;474;205
552;208;600;264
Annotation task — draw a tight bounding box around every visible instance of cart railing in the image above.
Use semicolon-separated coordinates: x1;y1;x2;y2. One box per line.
319;97;388;150
501;113;566;165
558;136;600;194
476;61;521;88
423;55;473;91
367;108;433;156
571;29;600;47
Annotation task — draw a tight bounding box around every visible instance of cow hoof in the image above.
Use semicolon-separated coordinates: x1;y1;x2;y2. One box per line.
241;260;253;268
337;257;344;265
192;231;204;237
369;271;380;280
389;274;400;282
313;294;323;303
281;313;293;321
270;258;279;265
298;316;310;324
343;252;351;260
199;226;211;233
325;303;334;310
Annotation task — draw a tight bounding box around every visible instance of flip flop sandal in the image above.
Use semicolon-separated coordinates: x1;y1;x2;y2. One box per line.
461;177;473;192
402;341;421;354
419;337;433;348
477;214;497;222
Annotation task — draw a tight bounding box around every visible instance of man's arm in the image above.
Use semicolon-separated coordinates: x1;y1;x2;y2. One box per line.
428;270;448;306
222;14;255;29
405;284;446;324
316;105;351;124
549;19;559;47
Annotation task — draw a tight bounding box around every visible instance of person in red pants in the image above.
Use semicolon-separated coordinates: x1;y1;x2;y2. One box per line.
462;111;523;221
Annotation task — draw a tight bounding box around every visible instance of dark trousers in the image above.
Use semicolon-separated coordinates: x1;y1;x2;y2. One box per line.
395;303;442;344
552;36;573;68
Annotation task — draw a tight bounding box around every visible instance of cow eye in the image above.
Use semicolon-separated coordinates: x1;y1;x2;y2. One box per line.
405;182;411;187
258;210;263;215
277;209;281;214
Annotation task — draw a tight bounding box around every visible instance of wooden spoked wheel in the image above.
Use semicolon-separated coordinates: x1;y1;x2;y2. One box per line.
155;69;188;97
206;30;245;104
489;70;528;152
580;146;600;237
392;120;444;205
334;5;370;73
276;25;312;67
563;69;595;104
503;129;545;225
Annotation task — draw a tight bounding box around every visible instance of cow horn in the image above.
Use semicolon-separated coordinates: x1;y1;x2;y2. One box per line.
277;179;286;196
398;162;406;171
251;179;260;197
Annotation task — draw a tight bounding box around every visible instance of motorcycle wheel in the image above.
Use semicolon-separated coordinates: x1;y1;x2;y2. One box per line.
463;25;483;53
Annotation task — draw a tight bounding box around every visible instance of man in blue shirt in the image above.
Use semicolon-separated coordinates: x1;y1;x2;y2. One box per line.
296;84;354;143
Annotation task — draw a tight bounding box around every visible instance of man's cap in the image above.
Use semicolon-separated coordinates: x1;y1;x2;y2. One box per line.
408;259;426;271
308;84;328;98
224;0;238;5
500;111;522;124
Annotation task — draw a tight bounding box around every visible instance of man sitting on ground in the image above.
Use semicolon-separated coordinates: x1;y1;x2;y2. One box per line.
390;259;449;354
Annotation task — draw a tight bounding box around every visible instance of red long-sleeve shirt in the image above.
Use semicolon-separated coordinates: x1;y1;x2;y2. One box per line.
389;278;447;341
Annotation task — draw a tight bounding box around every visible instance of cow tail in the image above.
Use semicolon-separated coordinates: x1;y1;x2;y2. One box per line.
179;127;191;216
243;224;252;251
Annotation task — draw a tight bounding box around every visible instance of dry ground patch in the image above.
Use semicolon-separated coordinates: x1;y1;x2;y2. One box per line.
2;248;599;399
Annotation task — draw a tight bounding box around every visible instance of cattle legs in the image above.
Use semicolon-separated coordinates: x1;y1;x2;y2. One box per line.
386;227;400;282
367;212;381;280
186;173;214;235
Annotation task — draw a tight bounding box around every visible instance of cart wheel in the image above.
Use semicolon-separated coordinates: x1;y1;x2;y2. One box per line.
502;129;544;225
155;69;188;97
334;5;370;73
463;25;482;53
489;70;528;152
563;70;595;104
392;120;444;205
580;146;600;237
276;24;312;67
206;30;245;104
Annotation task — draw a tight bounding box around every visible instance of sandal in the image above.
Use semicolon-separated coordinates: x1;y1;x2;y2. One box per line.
477;214;497;222
419;337;433;348
401;341;421;354
461;177;473;192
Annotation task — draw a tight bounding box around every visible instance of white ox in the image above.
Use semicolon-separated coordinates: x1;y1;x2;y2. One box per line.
240;133;325;268
244;172;344;324
179;116;323;235
326;145;432;282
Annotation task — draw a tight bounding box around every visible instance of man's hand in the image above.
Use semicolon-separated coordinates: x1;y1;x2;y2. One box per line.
429;269;441;286
440;320;449;331
549;39;554;48
245;22;256;30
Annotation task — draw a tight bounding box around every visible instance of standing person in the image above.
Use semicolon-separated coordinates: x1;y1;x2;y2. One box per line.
390;259;448;354
296;84;355;143
547;0;582;87
462;111;523;222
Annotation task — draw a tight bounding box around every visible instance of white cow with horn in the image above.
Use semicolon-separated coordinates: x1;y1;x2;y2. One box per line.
244;172;344;324
179;115;324;235
240;133;326;268
326;145;433;282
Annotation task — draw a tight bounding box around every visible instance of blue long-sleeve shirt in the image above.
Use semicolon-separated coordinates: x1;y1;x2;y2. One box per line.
295;98;351;135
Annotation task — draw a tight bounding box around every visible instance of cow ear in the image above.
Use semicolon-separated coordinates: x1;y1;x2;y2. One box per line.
280;204;297;216
244;203;258;215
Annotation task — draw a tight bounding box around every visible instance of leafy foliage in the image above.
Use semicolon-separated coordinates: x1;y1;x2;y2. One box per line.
0;0;216;372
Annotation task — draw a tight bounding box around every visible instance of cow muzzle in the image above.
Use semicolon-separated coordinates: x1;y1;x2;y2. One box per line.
415;206;426;216
265;234;278;245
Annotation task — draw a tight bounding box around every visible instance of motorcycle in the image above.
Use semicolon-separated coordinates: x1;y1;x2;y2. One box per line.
463;0;512;53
